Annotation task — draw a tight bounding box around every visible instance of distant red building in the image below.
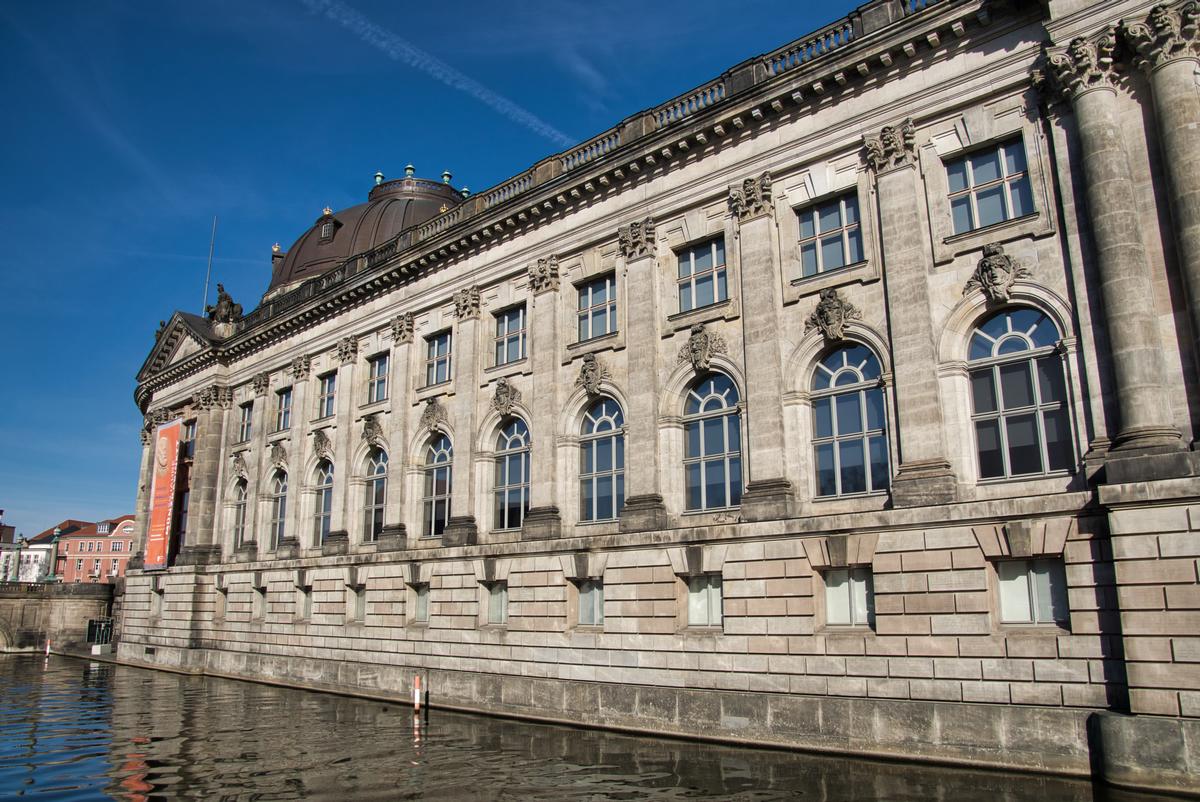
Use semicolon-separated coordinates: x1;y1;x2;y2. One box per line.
54;515;136;584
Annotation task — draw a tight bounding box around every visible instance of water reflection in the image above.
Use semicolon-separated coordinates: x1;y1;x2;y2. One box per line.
0;655;1173;800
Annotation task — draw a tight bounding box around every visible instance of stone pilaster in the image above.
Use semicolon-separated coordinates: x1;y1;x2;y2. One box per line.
128;431;155;571
731;173;794;520
523;258;562;540
377;321;412;551
329;342;358;550
617;218;670;531
1124;4;1200;373
178;385;230;566
865;119;957;506
1047;32;1182;454
445;287;481;546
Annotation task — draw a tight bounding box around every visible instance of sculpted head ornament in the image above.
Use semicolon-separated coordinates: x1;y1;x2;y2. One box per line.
805;288;862;343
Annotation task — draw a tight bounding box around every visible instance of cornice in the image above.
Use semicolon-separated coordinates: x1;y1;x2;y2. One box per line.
137;0;1033;411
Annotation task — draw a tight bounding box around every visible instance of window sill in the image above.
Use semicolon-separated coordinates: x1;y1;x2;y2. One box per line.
359;399;388;413
817;624;876;635
997;622;1071;635
666;298;737;334
564;331;623;364
944;212;1039;246
415;381;453;403
812;490;890;503
977;469;1073;486
680;626;724;636
790;259;869;288
311;415;335;426
482;359;531;383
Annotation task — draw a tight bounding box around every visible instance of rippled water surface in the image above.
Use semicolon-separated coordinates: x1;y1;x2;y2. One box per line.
0;655;1174;801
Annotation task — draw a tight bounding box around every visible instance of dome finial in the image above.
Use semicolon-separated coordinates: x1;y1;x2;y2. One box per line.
404;164;415;178
374;170;384;186
441;170;452;184
322;205;333;216
271;242;281;253
460;186;470;198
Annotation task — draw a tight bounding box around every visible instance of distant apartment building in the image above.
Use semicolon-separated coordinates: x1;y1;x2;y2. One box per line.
56;516;136;584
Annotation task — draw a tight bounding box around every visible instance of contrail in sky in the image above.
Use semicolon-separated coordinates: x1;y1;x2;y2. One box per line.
299;0;576;148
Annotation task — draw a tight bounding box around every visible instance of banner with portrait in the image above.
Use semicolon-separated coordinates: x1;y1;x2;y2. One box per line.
145;419;182;570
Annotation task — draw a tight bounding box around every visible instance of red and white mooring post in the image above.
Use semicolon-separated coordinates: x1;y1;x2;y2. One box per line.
413;674;422;713
44;639;51;656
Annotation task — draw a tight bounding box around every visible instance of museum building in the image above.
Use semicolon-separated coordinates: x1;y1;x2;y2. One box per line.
120;0;1200;791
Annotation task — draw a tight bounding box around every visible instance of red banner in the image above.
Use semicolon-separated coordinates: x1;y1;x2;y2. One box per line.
145;419;182;570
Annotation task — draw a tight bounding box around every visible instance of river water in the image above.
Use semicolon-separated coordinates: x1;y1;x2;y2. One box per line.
0;655;1172;801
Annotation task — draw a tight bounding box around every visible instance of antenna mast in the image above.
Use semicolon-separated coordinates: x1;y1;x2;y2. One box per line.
201;215;218;313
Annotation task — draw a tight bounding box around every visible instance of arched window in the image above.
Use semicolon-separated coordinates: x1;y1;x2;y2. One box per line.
968;308;1073;479
421;438;451;538
364;449;388;542
580;398;625;522
269;470;288;549
494;419;531;530
811;345;889;497
314;461;334;544
232;480;248;547
683;374;742;511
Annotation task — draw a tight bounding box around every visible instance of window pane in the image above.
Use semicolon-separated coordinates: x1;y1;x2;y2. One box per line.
694;245;713;272
578;315;588;342
708;576;722;626
947;159;969;194
851;568;872;627
825;569;850;625
727;415;740;454
816;444;837;496
596;475;613;520
1043;409;1074;471
975;184;1007;228
679;283;693;313
592;308;608;338
839;439;866;494
695;273;714;308
800;212;815;239
801;243;818;276
971;149;1002;184
1006;414;1043;475
843;196;859;224
704;460;727;508
846;228;863;264
688;577;708;625
703;418;724;456
998;560;1032;622
821;235;845;270
1009;176;1034;218
1031;560;1056;624
1003;141;1027;174
813;398;833;439
685;463;702;510
818;201;842;233
970;370;998;414
869;436;889;491
999;362;1034;409
835;393;863;435
975;420;1005;479
678;252;691;279
951;196;973;234
716;268;728;302
685;422;701;459
595;438;613;472
1036;357;1066;404
865;388;885;431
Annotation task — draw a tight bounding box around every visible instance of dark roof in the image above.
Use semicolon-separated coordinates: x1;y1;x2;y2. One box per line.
268;176;464;292
29;519;93;543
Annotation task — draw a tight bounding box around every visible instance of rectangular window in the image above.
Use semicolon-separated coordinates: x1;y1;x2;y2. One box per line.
275;387;292;431
110;559;118;575
425;332;452;386
494;306;527;366
687;574;722;627
88;541;94;552
677;238;727;313
111;541;122;552
797;192;863;277
182;420;197;459
92;559;100;574
75;559;82;572
367;354;389;404
824;567;875;628
577;274;617;341
237;402;253;443
414;584;429;623
317;372;336;419
947;138;1034;234
998;558;1069;626
578;580;604;626
486;581;508;625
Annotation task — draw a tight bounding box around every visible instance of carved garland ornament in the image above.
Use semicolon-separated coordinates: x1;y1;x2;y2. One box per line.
528;255;560;293
805;288;862;342
390;312;414;344
419;397;449;432
678;324;728;373
964;243;1032;304
362;414;384;448
312;429;333;461
270;441;288;470
336;336;359;365
491;378;522;416
618;217;655;260
728;172;773;221
453;286;481;320
576;353;611;396
863;118;917;172
1123;3;1199;73
291;354;311;381
1046;29;1118;99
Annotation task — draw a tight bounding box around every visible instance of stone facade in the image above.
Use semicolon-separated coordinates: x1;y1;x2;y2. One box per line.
120;0;1200;792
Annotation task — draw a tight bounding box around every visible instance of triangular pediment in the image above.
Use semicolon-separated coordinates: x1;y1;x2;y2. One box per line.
137;312;216;382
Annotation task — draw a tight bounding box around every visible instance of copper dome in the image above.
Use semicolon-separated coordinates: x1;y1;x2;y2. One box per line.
268;176;464;292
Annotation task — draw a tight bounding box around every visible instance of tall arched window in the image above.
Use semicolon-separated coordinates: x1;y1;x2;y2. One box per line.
580;398;625;522
494;419;531;530
314;461;334;544
364;449;388;542
269;470;288;549
968;308;1073;479
683;374;742;511
232;480;248;547
421;437;451;537
811;345;889;497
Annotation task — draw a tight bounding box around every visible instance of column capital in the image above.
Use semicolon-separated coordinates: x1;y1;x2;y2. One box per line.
1122;3;1199;73
336;336;359;365
389;312;414;344
728;172;773;222
617;216;655;261
453;285;481;320
290;353;312;381
1045;28;1119;101
194;384;232;411
863;117;917;173
528;255;560;294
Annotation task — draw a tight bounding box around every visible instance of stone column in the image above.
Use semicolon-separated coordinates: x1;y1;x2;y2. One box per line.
617;218;670;531
731;173;795;520
1125;4;1200;366
445;286;481;546
378;314;412;551
178;384;230;566
522;256;563;540
865;118;957;506
1048;32;1182;453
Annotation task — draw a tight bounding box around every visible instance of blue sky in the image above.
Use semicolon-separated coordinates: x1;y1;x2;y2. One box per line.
0;0;856;537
